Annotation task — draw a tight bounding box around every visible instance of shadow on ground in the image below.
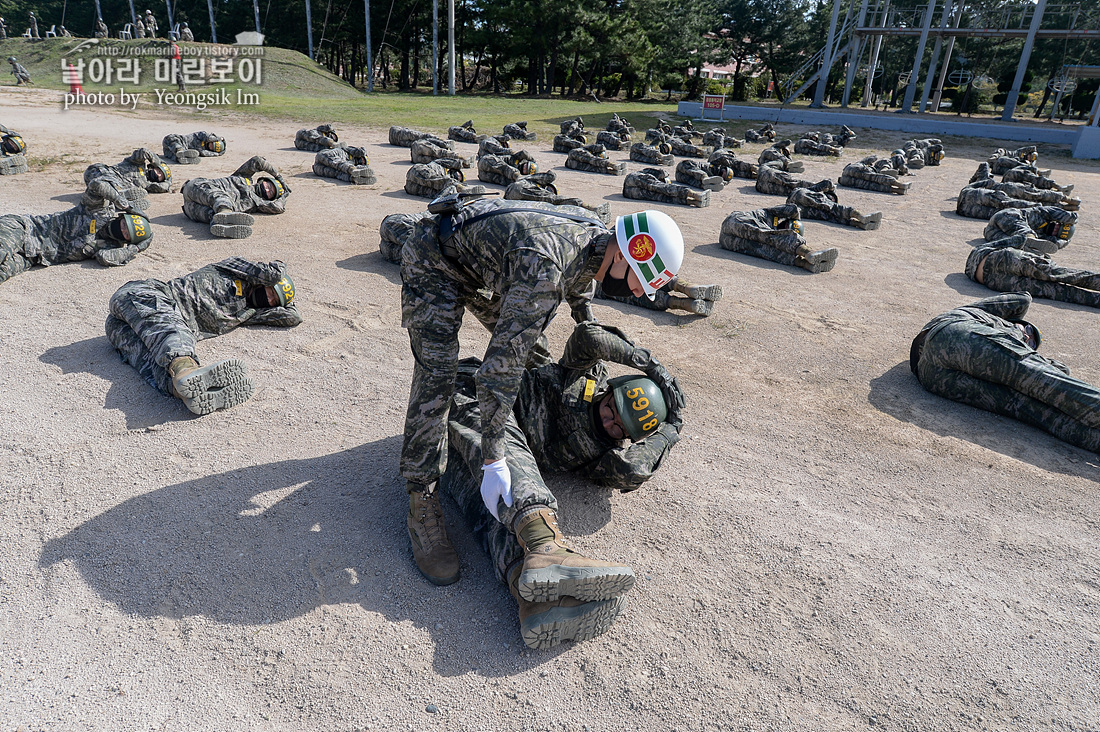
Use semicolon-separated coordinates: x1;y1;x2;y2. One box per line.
868;361;1100;480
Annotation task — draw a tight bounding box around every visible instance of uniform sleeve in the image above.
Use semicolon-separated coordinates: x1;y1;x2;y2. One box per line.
560;321;637;372
588;422;679;491
476;253;565;463
967;292;1032;321
214;257;286;285
94;243;144;267
246;304;302;327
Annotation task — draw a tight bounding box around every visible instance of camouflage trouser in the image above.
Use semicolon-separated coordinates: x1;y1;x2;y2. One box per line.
438;359;559;583
623;179;705;207
670;139;708;158
674;164;710;189
629;145;673;166
389;127;435;147
565;153;625;175
756;168;815;196
838;170;896;193
0;216;33;283
400;217;551;487
718;233;799;267
595;282;672;312
957;196;1038;220
503;124;536;141
503;183;611;225
105;279;200;395
975;249;1100;308
1002;168;1058;190
410;139;460;164
787;189;854;226
794;139;841;156
312;162;377;185
379;211;433;264
0;154;28;175
1002;185;1065;206
162;134;194;163
448;127;479;143
553;136;584;153
595;131;627;150
918;322;1100;453
478;157;522;185
404;166;465;198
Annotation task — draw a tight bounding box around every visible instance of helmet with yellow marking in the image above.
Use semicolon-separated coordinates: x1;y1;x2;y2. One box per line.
607;375;667;441
203;138;225;154
120;213;153;244
274;273;295;306
1;133;26;155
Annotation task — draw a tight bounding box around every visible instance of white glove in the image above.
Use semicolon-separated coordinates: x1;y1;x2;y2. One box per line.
480;458;513;521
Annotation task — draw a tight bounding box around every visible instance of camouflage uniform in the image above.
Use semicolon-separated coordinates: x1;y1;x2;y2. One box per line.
105;258;301;396
478;136;513;158
702;129;742;149
294;125;342;152
0;17;6;39
966;174;1078;211
448;121;480;144
719;204;820;270
565;144;626;176
181;156;290;227
405;160;479;198
756;165;835;197
957;184;1044;220
478;152;534;185
595;277;721;317
989;146;1037;176
0;180;148;283
94;18;108;37
553;135;586;153
904;138;944;166
644;125;672;144
629;142;673;166
744;123;776;143
838;158;909;194
559;117;584;138
411;137;469;166
623;168;708;208
886;149;912;176
8;57;31;85
595;130;631;151
708;149;758;180
313;146;376;185
966;242;1100;308
606;114;635;135
669;136;709;158
503;122;537;141
389;126;436;147
757;141;804;173
1001;164;1072;193
912;292;1100;454
504;172;611;225
440;323;681;581
162;131;226;165
984;207;1077;249
399;199;609;487
675;159;726;191
793;134;842;157
134;18;146;38
0;123;28;175
671;121;697;139
180;24;194;41
144;10;158;36
83;148;173;211
787;187;864;228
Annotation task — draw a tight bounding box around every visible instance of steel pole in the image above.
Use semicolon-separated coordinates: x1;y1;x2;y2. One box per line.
206;0;217;43
447;0;454;95
305;0;314;60
364;0;373;91
862;0;888;107
901;0;937;112
811;0;844;107
841;0;871;107
930;1;964;112
252;0;261;34
432;0;438;95
164;0;174;32
127;0;137;32
1001;0;1047;120
919;0;954;112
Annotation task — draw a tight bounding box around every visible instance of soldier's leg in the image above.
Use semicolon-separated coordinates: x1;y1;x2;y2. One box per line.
671;277;723;302
596;284;672;312
108;281;199;373
0;231;34;284
105;314;172;394
163;135;198;163
0;155;29;175
312;162;336;179
719;233;799;267
379;212;432;265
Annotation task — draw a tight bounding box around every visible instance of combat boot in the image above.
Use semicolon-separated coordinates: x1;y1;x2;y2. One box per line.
668;297;713;316
794;244;839;274
513;507;635;603
854;211;883;230
686;190;710;208
1062;196;1081;212
168;356;254;415
407;486;460;586
1022;236;1059;255
701;175;725;192
787;161;805;173
176;149;200;164
590;202;612;224
673;279;723;302
1059;184;1074;195
506;560;625;650
889;180;911;195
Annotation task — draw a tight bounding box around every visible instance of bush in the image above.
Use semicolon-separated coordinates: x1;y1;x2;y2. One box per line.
704;78;729;96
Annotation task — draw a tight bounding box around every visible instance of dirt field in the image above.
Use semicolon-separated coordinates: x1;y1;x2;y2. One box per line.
2;87;1099;732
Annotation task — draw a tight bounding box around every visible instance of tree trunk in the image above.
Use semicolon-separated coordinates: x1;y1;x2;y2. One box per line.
413;28;421;88
566;50;580;96
1034;85;1053;117
400;38;410;89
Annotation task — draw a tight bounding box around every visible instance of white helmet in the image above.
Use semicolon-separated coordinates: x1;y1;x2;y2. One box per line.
614;210;684;300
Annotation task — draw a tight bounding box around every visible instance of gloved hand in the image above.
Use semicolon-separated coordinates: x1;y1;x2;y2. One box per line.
480;458;513;521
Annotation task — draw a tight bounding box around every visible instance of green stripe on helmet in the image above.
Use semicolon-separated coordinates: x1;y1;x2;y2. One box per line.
637;211;649;234
623;215;636;239
638;261;655;281
652;252;665;271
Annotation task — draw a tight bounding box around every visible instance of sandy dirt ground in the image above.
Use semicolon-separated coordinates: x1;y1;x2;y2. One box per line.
1;87;1099;732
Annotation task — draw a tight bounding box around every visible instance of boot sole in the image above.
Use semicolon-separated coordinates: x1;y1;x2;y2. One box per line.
680;284;723;300
518;565;636;603
174;359;254;415
211;224;253;239
212;212;255;226
799;249;839;274
521;596;625;650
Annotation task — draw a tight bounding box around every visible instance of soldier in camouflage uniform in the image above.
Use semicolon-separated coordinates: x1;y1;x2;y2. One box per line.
838;157;910;195
397;200;684;587
478;151;538;185
94;17;108;37
566;144;626;176
644;123;672;144
758;141;805;173
1001;164;1073;194
294;124;341;152
389;126;437;147
0;17;7;40
405;159;484;198
559;117;584;138
984;206;1076;250
439;322;683;648
787;186;882;230
162;131;226;165
629;141;674;166
623;168;708;208
8;56;32;86
966;238;1100;307
478;135;513;158
708;149;758;180
0;182;153;283
1;124;28;176
179;22;194;41
503;121;537;141
134;18;146;38
675;159;731;191
912;292;1100;454
957;183;1047;220
553;134;587;154
448;120;481;144
596;276;723;317
744;123;776;143
411;137;469;166
671;120;698;139
702;128;742;149
180;156;290;238
595;129;631;151
83;148;173;211
720;204;838;273
989;146;1038;175
793;133;843;157
144;8;158;37
668;136;709;158
964;168;1080;212
756;165;836;197
606;113;634;135
106;258;300;415
904;138;945;167
504;172;612;225
313;146;376;185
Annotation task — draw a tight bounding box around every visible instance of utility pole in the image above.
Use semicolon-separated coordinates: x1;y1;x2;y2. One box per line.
305;0;314;60
206;0;217;43
448;0;454;95
432;0;438;95
252;0;261;34
364;0;373;91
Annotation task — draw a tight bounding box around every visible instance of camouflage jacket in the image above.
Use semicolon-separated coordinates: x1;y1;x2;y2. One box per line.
163;257;302;338
173;131;226;156
84;148;172;193
15;179;145;267
184;156;290;214
984;206;1077;243
295;126;341;151
444;198;610;463
515;322;681;490
315;146;369;172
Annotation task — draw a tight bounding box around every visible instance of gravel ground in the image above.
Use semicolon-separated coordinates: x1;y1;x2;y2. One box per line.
1;87;1099;732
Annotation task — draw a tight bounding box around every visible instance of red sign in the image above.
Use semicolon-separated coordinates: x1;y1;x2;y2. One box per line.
703;94;725;110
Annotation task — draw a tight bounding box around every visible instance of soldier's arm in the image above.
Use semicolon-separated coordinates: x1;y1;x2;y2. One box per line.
247;303;302;327
215;257;287;285
966;292;1032;321
85;179;132;211
125;148;158;166
587;422;681;491
94;242;145;267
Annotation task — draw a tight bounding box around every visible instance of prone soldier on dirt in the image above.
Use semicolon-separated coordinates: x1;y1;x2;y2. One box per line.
313;146;376;185
623;168;709;208
162;131;226;165
720;203;838;273
294;124;342;152
565;144;626;176
180;156;290;239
